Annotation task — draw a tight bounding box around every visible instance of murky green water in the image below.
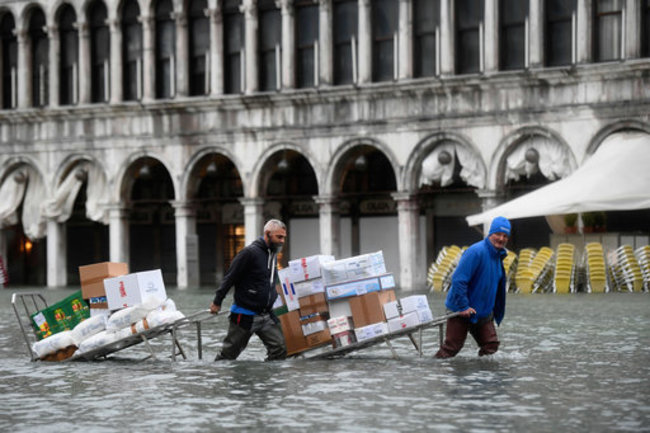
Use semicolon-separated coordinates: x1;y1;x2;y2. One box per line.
1;288;649;432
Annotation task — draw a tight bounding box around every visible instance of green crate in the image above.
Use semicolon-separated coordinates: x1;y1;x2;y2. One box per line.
30;291;90;340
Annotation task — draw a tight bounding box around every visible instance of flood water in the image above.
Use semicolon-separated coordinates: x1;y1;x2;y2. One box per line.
1;287;649;432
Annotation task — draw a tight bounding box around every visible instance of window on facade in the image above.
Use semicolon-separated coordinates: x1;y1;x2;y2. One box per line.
258;0;281;91
29;9;48;107
89;1;109;103
642;0;650;57
296;1;319;88
545;0;575;66
333;0;358;84
593;0;622;62
372;0;398;82
59;6;78;106
499;0;527;70
122;0;142;101
224;0;243;94
455;0;483;74
155;0;176;98
0;13;16;109
189;0;209;96
414;0;439;77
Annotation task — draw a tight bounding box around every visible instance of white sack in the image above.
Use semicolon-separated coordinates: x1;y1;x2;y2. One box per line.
105;296;165;331
32;331;76;359
71;315;107;345
77;330;120;354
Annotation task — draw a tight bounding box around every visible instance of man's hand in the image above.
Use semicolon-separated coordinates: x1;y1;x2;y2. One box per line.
459;307;476;318
210;302;221;314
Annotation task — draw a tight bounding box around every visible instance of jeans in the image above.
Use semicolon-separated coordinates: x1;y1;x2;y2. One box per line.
434;314;500;358
215;313;287;361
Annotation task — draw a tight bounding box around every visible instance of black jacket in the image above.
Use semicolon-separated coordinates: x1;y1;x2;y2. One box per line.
213;237;279;314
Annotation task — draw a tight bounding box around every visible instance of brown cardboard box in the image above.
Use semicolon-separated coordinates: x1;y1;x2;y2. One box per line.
298;293;328;317
78;262;129;299
349;289;396;328
306;329;331;348
278;310;309;356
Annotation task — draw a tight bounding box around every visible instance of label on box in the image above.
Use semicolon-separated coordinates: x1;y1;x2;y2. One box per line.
326;277;381;300
387;311;420;333
379;274;396;289
278;268;300;312
322;251;386;286
301;320;328;336
104;269;166;310
288;255;335;283
327;316;352;334
399;295;430;314
415;307;434;324
294;278;325;298
354;322;389;342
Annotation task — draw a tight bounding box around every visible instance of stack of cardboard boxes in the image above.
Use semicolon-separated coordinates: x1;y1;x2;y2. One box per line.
274;251;434;356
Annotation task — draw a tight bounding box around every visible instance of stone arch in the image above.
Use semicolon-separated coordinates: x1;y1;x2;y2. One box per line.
325;136;401;196
182;145;245;200
403;131;487;193
586;119;650;159
18;2;46;30
490;126;577;191
249;142;321;198
113;150;178;203
48;0;76;24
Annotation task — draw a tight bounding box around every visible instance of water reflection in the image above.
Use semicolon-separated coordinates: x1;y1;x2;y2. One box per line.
1;288;649;432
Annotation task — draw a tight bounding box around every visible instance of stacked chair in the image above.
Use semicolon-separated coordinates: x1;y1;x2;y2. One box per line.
527;247;555;293
513;248;537;293
427;245;464;292
553;243;576;293
611;245;644;292
635;246;650;291
583;242;609;293
503;250;518;292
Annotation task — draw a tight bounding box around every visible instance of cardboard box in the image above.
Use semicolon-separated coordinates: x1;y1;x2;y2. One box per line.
384;295;431;319
30;290;90;340
387;311;420;333
299;293;328;316
301;320;328;336
278;268;300;311
104;269;166;310
325;273;395;301
321;251;386;286
416;307;434;324
288;255;335;283
327;315;353;334
349;290;396;328
294;278;325;298
328;299;352;318
279;310;309;355
332;330;356;348
354;322;389;342
78;262;129;299
305;329;331;348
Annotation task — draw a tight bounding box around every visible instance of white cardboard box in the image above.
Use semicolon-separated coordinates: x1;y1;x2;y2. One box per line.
294;278;325;298
354;322;389;342
327;316;353;334
104;269;166;310
383;295;431;319
288;255;335;283
278;268;300;311
387;311;419;333
321;251;387;286
325;273;394;301
416;307;434;324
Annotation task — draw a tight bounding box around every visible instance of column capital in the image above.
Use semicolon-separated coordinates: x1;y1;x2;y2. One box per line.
277;0;294;15
239;197;265;207
108;18;121;31
241;0;257;18
313;194;339;206
205;7;223;22
319;0;332;11
45;25;59;37
170;200;197;217
171;11;188;26
74;21;90;36
139;15;155;28
390;191;417;202
13;28;28;42
105;203;131;216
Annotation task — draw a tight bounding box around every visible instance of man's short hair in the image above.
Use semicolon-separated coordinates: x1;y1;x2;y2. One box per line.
264;219;286;233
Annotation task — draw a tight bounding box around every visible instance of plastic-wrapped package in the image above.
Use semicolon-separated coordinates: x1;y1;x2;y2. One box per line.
77;330;120;354
105;296;165;331
71;314;107;345
146;309;185;328
32;331;76;359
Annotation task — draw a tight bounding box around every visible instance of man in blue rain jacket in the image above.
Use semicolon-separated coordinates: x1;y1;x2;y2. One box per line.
435;216;510;358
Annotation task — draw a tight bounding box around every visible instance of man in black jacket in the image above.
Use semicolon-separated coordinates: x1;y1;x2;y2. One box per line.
209;219;287;360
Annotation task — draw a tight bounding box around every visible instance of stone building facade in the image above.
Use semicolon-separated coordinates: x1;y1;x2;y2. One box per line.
0;0;648;290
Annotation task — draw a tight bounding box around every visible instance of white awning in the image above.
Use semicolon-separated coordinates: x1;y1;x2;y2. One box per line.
466;132;650;227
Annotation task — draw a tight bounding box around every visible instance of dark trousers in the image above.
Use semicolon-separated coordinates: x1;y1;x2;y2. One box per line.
215;313;287;361
435;315;500;358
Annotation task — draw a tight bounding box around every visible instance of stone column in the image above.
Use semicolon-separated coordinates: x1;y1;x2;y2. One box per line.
280;0;295;89
484;0;498;72
47;219;67;288
477;189;503;236
528;0;543;67
625;0;639;59
319;0;333;85
240;197;264;246
47;26;60;107
314;195;341;258
109;19;123;103
398;0;412;80
141;16;156;101
172;201;199;289
576;0;590;63
108;204;130;265
16;29;30;108
392;192;422;292
439;0;453;75
174;12;189;97
208;6;224;96
242;0;258;94
78;21;91;104
357;0;371;83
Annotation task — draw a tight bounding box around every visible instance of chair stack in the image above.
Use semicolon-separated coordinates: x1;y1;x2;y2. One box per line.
612;245;644;292
635;246;650;291
503;250;518;292
428;245;464;292
513;248;537;293
553;243;576;294
528;247;555;293
583;242;608;293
